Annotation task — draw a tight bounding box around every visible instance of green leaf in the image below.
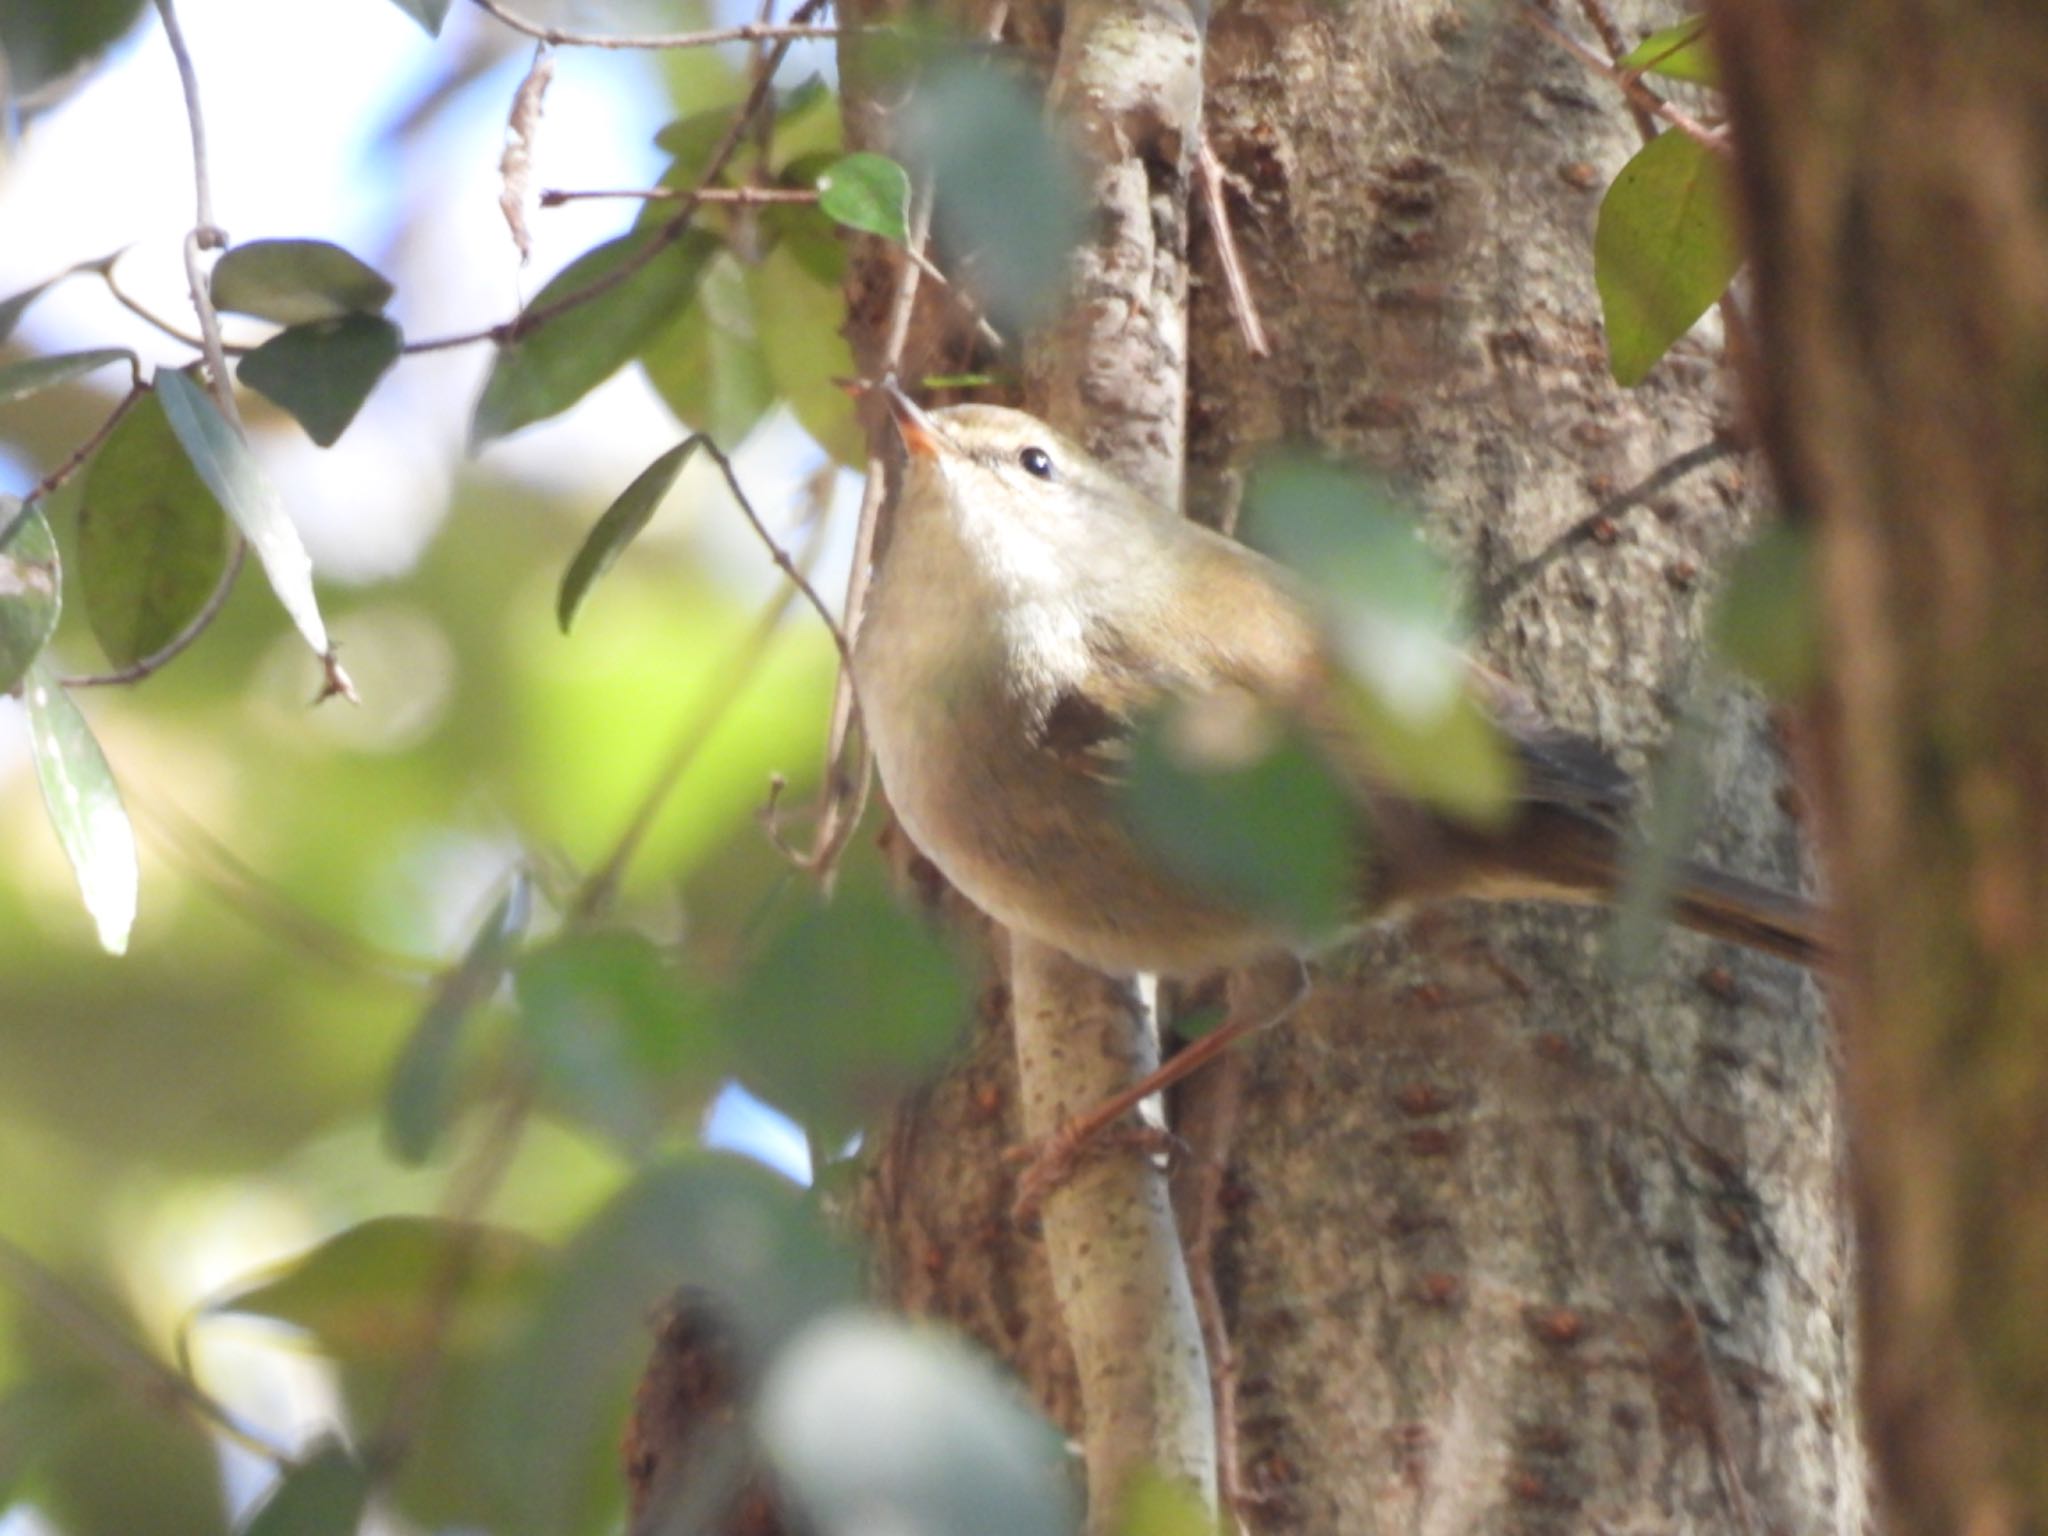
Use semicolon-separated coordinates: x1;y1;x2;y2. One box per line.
210;239;395;325
1595;129;1740;387
759;1312;1078;1536
239;1442;371;1536
640;252;776;452
0;0;149;102
154;368;331;657
557;437;702;633
1711;522;1819;698
32;1373;230;1536
1115;1468;1221;1536
745;239;862;465
1619;16;1717;85
24;663;138;954
1120;702;1358;941
769;75;843;172
902;60;1085;330
385;872;532;1165
472;228;718;448
205;1215;548;1358
382;0;452;35
237;314;402;448
78;392;232;667
0;347;131;406
0;499;61;694
723;862;969;1143
816;152;911;244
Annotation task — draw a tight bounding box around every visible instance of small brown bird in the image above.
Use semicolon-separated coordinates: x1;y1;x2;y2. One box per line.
854;385;1820;981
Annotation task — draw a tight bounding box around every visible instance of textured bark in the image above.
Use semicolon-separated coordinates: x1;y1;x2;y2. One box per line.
1707;3;2048;1531
845;2;1866;1532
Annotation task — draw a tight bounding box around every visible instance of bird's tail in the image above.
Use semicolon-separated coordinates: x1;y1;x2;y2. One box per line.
1667;859;1826;967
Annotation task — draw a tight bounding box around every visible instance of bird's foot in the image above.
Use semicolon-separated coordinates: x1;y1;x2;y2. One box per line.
1006;1119;1183;1225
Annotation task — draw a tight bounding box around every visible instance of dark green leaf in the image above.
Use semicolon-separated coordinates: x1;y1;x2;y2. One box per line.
902;60;1085;330
210;239;395;325
816;152;911;244
1595;129;1739;386
759;1312;1078;1536
155;368;331;657
557;437;702;633
1619;16;1717;85
1710;522;1818;698
1609;698;1714;976
652;107;735;178
24;662;137;954
0;0;149;103
382;0;452;35
78;392;232;667
745;240;862;465
238;314;403;447
641;252;777;452
472;228;718;447
0;498;61;694
32;1373;229;1536
489;1158;854;1536
385;873;532;1165
0;347;131;405
1120;702;1358;941
724;863;969;1143
0;277;57;342
239;1442;370;1536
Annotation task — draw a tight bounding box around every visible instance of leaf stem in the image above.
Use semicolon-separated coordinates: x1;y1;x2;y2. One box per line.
468;0;842;51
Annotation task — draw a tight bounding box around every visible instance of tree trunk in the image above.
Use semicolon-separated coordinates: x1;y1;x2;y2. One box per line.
1708;3;2048;1531
847;2;1868;1531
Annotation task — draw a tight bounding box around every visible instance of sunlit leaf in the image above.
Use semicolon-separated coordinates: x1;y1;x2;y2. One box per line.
1710;522;1818;698
557;437;702;633
1115;1468;1221;1536
1119;701;1358;940
382;0;452;35
472;228;718;447
746;239;862;465
239;1441;370;1536
1595;129;1739;386
1619;16;1717;85
759;1311;1078;1536
723;864;970;1143
0;347;131;406
24;664;137;955
0;499;61;694
385;872;532;1165
640;252;776;452
210;239;395;325
238;314;403;447
1610;697;1713;976
1339;676;1518;827
78;392;232;667
154;368;331;657
489;1157;854;1536
769;73;843;173
902;59;1085;330
817;152;911;244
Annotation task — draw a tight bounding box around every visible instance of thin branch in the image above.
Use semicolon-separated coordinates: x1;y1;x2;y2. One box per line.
469;0;841;52
538;185;820;207
1572;0;1659;140
100;262;240;354
21;381;148;508
1518;4;1728;153
152;0;236;422
1196;132;1269;359
696;438;854;678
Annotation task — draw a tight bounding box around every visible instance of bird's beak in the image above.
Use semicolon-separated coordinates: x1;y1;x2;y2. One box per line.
882;378;946;461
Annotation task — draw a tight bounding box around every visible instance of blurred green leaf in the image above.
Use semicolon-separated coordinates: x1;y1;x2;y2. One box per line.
902;60;1085;330
238;314;403;448
156;368;332;658
746;239;862;465
24;663;137;955
473;228;717;447
31;1374;230;1536
759;1311;1078;1536
0;0;148;103
1120;701;1358;940
204;1215;548;1358
0;498;60;694
1619;16;1717;85
382;0;452;35
239;1441;370;1536
0;276;58;342
0;1372;99;1507
1711;522;1818;698
513;927;711;1154
1610;698;1714;976
641;252;777;450
211;239;395;326
385;872;532;1165
557;437;703;633
724;863;969;1143
770;74;844;171
0;347;131;406
652;107;735;179
78;391;232;667
1340;676;1518;827
817;152;911;244
1115;1468;1221;1536
1596;129;1739;386
489;1157;854;1535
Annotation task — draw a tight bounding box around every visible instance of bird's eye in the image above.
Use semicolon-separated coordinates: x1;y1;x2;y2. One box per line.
1018;446;1055;480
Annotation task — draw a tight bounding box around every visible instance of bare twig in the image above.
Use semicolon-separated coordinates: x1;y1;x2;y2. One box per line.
1572;0;1659;140
1518;4;1727;153
1196;133;1269;359
101;261;245;354
538;185;820;207
695;438;853;677
469;0;840;52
